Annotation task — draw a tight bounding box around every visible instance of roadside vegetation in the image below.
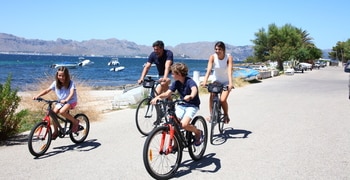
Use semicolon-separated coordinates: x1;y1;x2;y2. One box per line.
0;75;28;141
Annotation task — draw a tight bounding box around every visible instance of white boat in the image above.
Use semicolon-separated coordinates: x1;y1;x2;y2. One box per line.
78;57;94;66
110;66;125;72
108;57;125;71
51;62;78;69
108;58;120;66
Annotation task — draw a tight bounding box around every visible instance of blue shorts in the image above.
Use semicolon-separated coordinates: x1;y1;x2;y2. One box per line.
175;105;198;120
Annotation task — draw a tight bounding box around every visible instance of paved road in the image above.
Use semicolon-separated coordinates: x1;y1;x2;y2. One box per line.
1;67;349;179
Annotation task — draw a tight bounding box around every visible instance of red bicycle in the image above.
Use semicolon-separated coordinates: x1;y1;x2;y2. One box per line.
143;99;208;179
28;98;90;157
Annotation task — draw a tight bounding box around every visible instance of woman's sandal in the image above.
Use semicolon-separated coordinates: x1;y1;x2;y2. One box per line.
224;116;230;124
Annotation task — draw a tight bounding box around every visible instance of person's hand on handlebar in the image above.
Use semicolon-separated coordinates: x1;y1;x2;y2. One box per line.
150;96;161;105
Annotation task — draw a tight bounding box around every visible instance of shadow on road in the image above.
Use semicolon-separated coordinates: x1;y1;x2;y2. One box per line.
175;153;220;178
211;127;252;145
33;139;101;159
0;134;28;146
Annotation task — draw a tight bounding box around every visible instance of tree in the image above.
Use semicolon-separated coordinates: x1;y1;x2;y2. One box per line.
329;39;350;63
252;23;321;70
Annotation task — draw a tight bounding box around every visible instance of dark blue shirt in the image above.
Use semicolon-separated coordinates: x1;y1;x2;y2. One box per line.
148;49;174;76
170;77;200;108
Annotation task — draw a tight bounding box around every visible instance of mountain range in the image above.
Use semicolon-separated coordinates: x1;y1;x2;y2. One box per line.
0;33;253;60
0;33;330;60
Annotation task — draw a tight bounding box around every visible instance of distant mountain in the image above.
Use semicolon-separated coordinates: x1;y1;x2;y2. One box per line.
0;33;330;60
0;33;253;60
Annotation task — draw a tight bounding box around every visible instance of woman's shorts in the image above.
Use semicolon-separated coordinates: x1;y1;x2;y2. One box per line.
55;102;77;110
175;105;198;120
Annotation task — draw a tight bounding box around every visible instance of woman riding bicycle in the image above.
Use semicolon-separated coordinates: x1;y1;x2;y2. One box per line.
150;62;203;146
33;66;79;140
201;41;234;124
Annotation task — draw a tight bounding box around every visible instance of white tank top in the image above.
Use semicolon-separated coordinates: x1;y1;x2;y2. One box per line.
212;53;230;83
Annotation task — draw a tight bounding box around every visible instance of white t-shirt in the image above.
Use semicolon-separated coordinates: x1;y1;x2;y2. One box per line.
49;80;77;103
212;53;230;84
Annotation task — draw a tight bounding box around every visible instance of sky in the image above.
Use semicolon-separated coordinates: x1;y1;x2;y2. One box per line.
1;0;348;49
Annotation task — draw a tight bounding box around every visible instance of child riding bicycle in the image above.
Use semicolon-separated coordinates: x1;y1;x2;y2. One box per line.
33;66;79;140
150;62;203;146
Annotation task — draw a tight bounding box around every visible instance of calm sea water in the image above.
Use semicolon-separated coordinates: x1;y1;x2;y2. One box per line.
0;54;215;91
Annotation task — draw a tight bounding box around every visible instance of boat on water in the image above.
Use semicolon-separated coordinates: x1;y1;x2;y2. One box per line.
110;66;125;72
108;57;125;72
108;58;120;66
78;57;94;66
50;62;78;69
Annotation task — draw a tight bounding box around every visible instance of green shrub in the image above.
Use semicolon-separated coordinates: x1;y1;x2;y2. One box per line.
0;75;28;140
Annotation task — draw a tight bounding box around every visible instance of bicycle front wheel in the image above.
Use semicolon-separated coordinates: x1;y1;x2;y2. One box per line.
188;116;208;160
136;98;159;136
210;101;219;145
28;121;52;157
70;114;90;143
143;126;182;180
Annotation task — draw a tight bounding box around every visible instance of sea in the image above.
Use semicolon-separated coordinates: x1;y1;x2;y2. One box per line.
0;54;231;91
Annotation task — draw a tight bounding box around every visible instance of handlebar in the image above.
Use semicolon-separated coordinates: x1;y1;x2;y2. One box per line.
203;83;234;93
34;97;59;104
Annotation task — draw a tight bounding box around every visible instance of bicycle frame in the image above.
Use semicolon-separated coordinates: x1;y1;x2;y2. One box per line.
43;101;74;138
158;101;190;155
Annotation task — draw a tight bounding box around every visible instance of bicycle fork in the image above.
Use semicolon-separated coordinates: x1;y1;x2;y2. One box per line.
159;123;175;155
36;115;51;140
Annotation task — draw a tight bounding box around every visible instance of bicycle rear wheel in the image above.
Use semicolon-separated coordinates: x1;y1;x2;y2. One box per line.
28;121;52;157
218;109;225;134
143;126;182;180
188;116;208;160
136;98;159;136
210;101;219;145
70;114;90;143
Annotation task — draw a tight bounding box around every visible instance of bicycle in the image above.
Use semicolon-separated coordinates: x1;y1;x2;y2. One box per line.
135;76;168;136
205;83;231;145
143;99;208;179
28;97;90;157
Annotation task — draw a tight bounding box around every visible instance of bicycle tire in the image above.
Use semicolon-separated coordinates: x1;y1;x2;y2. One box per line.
218;108;225;134
188;116;208;160
28;121;52;157
135;98;159;136
143;126;182;180
70;114;90;143
210;101;219;145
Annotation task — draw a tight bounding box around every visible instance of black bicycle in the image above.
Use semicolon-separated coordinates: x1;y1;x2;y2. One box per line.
206;83;230;145
135;76;168;136
143;99;208;180
28;98;90;157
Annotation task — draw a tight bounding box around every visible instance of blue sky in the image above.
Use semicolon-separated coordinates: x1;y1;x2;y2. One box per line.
1;0;348;49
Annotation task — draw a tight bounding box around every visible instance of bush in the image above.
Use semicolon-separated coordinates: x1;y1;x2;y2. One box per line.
0;75;28;140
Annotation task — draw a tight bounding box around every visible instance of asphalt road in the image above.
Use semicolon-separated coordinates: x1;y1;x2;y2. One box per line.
1;66;349;179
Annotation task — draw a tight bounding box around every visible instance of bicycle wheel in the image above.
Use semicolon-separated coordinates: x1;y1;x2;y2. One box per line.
28;121;52;157
218;108;225;134
70;114;90;143
143;126;182;180
210;101;219;145
188;116;208;161
136;98;159;136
